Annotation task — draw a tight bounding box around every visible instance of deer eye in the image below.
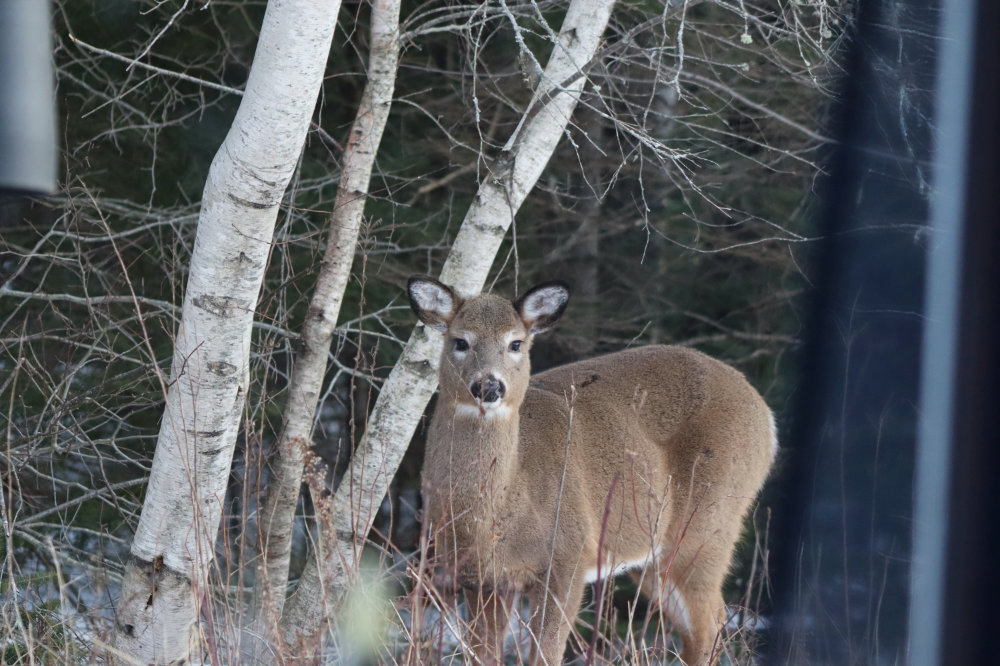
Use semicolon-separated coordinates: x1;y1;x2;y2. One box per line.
453;338;469;352
509;340;523;352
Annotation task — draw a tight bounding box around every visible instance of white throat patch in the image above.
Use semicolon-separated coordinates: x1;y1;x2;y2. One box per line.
454;402;513;421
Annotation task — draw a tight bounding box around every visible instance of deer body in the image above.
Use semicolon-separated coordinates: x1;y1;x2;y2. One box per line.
409;278;776;666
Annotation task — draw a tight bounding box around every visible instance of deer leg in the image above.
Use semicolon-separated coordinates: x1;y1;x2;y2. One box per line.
465;585;514;666
653;499;746;665
527;577;585;666
633;552;728;666
654;575;725;666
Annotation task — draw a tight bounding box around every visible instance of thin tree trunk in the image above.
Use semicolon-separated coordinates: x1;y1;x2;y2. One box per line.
255;0;402;638
111;1;341;662
279;0;618;649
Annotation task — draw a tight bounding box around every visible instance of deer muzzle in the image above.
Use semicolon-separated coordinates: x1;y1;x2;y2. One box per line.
470;375;506;404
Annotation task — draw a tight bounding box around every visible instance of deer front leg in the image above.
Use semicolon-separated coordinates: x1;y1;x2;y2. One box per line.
465;585;514;666
527;577;585;666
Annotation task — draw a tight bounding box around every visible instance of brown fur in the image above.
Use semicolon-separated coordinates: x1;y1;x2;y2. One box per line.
410;278;776;666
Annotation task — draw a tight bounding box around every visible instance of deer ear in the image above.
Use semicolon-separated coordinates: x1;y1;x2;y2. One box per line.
408;276;459;333
516;281;570;335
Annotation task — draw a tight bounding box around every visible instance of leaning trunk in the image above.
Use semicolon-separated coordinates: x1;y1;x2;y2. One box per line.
111;0;341;662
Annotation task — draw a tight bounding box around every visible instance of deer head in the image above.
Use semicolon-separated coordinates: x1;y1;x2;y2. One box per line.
408;277;570;419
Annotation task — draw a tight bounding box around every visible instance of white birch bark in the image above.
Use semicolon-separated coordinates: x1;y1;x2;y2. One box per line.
256;0;402;633
279;0;618;647
111;0;342;662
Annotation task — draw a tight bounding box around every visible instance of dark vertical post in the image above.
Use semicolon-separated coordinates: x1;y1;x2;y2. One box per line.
767;1;938;663
913;0;1000;662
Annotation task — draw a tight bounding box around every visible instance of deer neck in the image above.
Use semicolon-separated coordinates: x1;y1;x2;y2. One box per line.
426;401;521;525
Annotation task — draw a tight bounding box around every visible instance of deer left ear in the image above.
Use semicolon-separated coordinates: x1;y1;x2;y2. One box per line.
516;281;570;335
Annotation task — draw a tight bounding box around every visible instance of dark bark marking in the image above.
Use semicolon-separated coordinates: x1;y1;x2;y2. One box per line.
308;303;326;323
192;294;238;317
403;357;436;380
206;361;237;377
226;191;272;209
472;219;507;237
291;335;309;355
125;554;169;611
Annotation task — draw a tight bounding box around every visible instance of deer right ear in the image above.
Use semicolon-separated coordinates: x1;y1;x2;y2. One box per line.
408;276;459;333
516;281;570;335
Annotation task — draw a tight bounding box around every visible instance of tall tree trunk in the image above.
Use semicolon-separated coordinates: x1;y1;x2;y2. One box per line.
278;0;618;650
255;0;402;638
111;0;342;662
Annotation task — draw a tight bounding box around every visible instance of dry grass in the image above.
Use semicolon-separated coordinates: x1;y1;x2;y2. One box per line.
0;505;771;665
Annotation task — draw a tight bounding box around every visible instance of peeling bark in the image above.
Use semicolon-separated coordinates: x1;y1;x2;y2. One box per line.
110;0;342;662
278;0;619;649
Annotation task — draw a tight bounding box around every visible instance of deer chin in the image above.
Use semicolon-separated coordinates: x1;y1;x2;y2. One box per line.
454;401;512;421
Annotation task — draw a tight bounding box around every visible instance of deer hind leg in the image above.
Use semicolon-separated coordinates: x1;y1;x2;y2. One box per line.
465;585;515;666
638;558;727;666
527;577;586;666
672;580;725;666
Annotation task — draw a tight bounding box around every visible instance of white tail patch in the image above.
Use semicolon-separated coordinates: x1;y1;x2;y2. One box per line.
768;410;780;461
584;549;660;583
659;580;693;636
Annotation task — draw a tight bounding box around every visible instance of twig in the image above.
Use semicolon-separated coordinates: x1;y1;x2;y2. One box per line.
68;32;244;96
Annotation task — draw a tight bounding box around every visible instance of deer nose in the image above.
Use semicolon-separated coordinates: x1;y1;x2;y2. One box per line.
470;375;506;403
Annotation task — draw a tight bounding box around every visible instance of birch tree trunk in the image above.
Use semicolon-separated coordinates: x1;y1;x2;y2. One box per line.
255;0;402;635
279;0;618;648
111;0;342;662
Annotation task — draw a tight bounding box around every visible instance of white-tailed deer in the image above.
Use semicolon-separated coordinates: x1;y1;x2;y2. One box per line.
408;277;776;666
